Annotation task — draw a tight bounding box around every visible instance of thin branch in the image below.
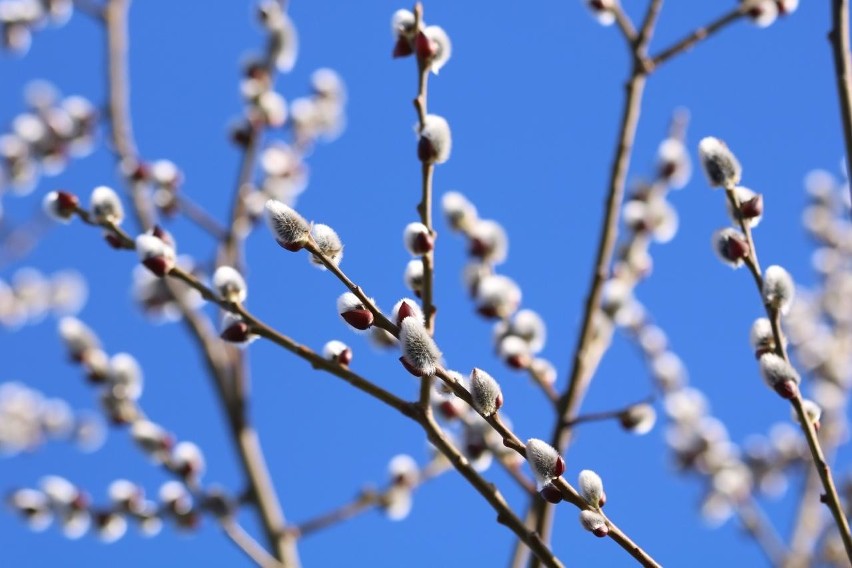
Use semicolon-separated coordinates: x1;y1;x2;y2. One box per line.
636;0;664;51
736;497;789;567
222;518;285;568
564;395;654;428
612;4;637;46
722;185;852;562
177;195;229;241
650;6;747;68
830;0;852;206
101;3;296;564
73;0;105;22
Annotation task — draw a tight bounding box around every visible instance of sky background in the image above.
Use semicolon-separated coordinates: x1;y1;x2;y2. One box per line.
0;1;848;567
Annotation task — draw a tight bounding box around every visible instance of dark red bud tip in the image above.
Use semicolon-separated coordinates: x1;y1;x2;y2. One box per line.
658;160;677;180
341;308;374;330
469;238;488;258
129;162;149;182
813;421;821;434
396;301;417;325
476;305;499;319
417;136;436;163
506;354;531;370
277;239;305;252
539;484;563;504
56;190;79;212
740;195;764;219
494;393;504;411
412;232;434;254
230;123;253;147
151;225;169;242
774;380;797;400
337;348;353;366
86;370;108;385
221;321;251;343
439;400;460;420
71;493;89;510
748;6;764;18
554;456;566;477
754;346;773;359
723;235;750;263
392;36;414;58
142;256;171;277
599;492;607;507
466;442;486;459
399;356;424;377
415;31;436;61
820;493;828;504
177;511;201;530
593;526;609;538
776;0;791;14
590;0;607;9
104;232;124;249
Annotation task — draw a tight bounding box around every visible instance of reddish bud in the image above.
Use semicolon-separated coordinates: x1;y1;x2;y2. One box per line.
740;194;764;219
396;301;418;325
341;308;374;331
56;191;78;212
418;136;437;163
539;484;563;504
221;321;251;343
773;380;797;399
554;456;566;477
104;232;124;249
415;31;436;61
399;356;424;377
393;36;413;58
142;256;172;277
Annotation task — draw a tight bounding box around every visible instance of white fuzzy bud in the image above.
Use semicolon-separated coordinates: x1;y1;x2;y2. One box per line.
619;403;656;435
469;368;503;416
762;265;795;315
759;353;800;398
58;316;100;360
131;420;173;463
391;298;424;326
712;228;749;268
169;441;205;480
530;358;557;385
442;191;478;232
726;186;763;227
403;222;434;255
90;186;124;224
584;0;616;26
469;219;508;264
109;353;143;400
495;309;547;354
422;25;452;74
309;223;344;268
698;137;742;188
750;317;776;356
95;512;127;543
42;190;78;223
135;234;176;277
404;259;424;294
337;292;374;331
322;340;353;365
212;266;247;303
656;137;691;189
579;509;609;537
391;9;416;39
388;454;419;486
264;199;310;251
417;114;452;164
578;469;605;508
746;0;778;27
498;335;531;369
525;438;565;483
475;274;521;319
794;399;822;430
399;317;442;376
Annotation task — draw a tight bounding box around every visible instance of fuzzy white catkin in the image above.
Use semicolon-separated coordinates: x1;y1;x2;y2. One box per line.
578;469;605;507
579;509;608;536
403;222;431;256
404;259;424;292
762;265;795;315
525;438;563;483
750;318;774;352
399;317;442;376
135;234;173;262
212;266;247;303
90;185;124;224
423;25;452;74
42;191;73;223
109;353;143;400
309;223;344;268
620;403;657;435
441;191;478;232
336;292;363;314
727;186;763;227
419;114;452;164
264;199;310;250
392;298;424;325
469;368;502;416
58;316;100;356
322;340;351;361
698;137;742;188
794;399;822;426
759;353;800;389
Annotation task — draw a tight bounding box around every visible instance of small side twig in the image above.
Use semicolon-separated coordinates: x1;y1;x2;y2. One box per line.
829;0;852;206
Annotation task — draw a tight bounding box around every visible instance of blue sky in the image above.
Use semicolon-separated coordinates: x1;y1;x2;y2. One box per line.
0;1;848;566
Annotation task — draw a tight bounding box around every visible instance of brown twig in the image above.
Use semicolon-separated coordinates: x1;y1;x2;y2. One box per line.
177;195;229;241
650;6;747;68
222;518;285;568
829;0;852;206
737;496;789;567
722;185;852;562
101;2;296;564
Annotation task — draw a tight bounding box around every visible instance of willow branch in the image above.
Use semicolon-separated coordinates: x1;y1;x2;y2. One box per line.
102;3;295;563
650;6;747;68
830;0;852;205
222;518;285;568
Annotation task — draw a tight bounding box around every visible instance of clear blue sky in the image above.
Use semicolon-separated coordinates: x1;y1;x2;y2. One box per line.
0;1;847;566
